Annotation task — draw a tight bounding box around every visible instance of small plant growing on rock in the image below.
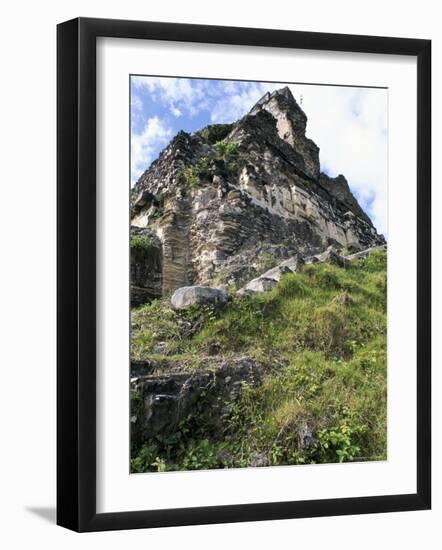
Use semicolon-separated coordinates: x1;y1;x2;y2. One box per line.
195;156;211;178
130;234;154;255
213;140;241;174
150;207;163;220
180;166;200;189
213;140;239;160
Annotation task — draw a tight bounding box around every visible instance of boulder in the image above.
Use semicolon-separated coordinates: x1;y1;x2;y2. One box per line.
241;277;278;294
171;285;228;309
275;255;304;273
210;243;298;289
258;265;291;283
298;423;316;450
238;254;303;295
249;451;270;468
131;356;268;444
313;245;347;268
152;341;168;354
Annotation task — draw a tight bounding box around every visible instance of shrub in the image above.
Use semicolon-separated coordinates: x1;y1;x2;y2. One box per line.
131;443;160;473
318;422;364;463
177;140;241;192
195;156;211;178
180;166;200;188
213;140;239;160
181;439;221;470
179;157;214;189
213;141;240;173
130;234;154;255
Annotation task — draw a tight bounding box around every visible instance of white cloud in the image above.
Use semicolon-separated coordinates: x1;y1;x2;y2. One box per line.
130;93;143;128
210;81;268;123
131;93;142;113
132;77;267;122
132;76;209;117
171;106;182;118
131;116;173;186
288;85;388;236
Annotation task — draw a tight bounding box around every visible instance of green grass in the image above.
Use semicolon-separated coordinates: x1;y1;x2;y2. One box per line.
223;338;387;468
131;251;387;471
130;234;154;254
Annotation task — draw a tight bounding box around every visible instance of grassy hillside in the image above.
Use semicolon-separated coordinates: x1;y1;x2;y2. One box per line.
131;250;387;472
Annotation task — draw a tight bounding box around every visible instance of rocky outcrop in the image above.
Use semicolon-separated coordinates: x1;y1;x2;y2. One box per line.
319;173;371;225
131;356;268;446
130;227;162;306
249;86;320;178
131;86;385;305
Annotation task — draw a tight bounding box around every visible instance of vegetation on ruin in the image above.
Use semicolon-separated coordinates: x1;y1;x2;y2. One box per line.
130;234;155;256
178;140;241;190
131;251;387;472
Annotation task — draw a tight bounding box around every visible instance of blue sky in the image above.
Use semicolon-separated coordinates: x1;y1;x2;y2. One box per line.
131;76;388;236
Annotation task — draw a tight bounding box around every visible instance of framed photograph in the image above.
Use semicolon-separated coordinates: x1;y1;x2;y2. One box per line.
57;17;431;532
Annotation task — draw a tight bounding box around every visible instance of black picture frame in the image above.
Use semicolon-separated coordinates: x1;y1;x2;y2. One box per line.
57;17;431;532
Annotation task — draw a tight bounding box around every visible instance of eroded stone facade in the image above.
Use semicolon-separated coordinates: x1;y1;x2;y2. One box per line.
131;87;385;300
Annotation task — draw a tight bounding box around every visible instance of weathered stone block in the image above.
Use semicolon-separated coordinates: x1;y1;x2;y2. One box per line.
171;286;229;309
